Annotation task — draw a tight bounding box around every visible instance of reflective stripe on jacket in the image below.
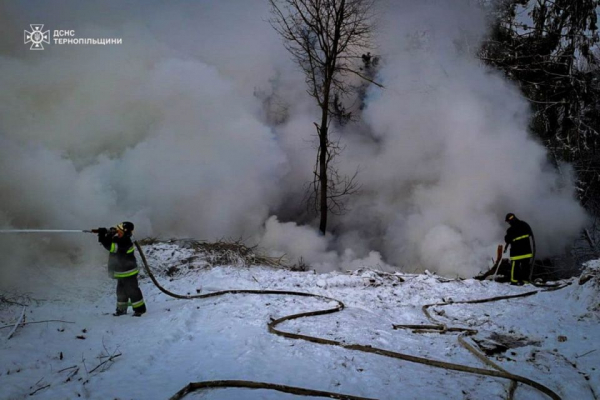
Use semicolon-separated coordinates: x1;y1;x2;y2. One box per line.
98;231;138;279
504;219;534;259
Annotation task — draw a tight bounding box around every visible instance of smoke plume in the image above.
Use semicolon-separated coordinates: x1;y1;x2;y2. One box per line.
0;0;588;292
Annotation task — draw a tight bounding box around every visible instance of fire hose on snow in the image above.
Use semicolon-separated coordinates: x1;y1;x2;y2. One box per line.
135;238;564;400
0;229;563;399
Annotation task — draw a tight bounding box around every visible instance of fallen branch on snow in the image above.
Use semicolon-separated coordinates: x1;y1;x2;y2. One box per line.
29;384;50;396
0;319;74;331
64;367;79;383
57;365;78;373
576;349;597;359
6;306;26;340
89;351;122;374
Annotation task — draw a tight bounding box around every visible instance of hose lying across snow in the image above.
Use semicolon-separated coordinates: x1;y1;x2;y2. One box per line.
134;241;564;400
393;285;570;400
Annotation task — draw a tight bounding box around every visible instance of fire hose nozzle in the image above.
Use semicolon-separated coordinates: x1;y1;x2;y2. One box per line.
86;227;117;234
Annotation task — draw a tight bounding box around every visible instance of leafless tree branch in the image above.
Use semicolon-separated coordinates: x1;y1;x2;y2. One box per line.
270;0;378;233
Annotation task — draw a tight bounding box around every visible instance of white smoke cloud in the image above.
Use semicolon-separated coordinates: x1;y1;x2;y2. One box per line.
261;216;392;271
0;2;293;290
327;0;588;276
0;0;589;293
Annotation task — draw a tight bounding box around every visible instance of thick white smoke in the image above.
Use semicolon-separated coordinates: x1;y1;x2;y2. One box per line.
320;0;589;276
0;0;588;292
262;0;587;275
0;1;294;291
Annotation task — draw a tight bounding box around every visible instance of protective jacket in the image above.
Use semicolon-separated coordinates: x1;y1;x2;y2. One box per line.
98;230;138;279
504;219;534;261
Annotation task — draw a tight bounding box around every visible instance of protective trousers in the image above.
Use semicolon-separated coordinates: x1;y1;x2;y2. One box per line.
116;275;146;313
511;258;532;284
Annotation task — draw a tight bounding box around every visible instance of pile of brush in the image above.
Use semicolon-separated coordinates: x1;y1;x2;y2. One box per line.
138;238;287;269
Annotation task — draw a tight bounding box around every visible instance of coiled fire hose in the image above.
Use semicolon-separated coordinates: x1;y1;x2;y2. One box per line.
133;241;563;400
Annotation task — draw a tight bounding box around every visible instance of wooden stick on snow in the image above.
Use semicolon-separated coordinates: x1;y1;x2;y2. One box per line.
6;306;26;340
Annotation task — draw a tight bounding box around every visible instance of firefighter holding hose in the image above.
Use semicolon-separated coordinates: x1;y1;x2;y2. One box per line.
97;222;146;316
504;213;535;285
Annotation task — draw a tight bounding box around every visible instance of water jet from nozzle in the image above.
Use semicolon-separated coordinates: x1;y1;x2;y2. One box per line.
0;229;93;234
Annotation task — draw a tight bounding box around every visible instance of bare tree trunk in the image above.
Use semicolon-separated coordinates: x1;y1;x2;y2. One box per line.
319;124;328;234
269;0;377;235
318;0;344;234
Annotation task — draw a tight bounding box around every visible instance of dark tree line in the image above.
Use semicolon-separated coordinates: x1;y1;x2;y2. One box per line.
480;0;600;214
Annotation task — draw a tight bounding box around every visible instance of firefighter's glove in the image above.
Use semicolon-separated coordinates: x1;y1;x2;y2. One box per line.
97;227;107;243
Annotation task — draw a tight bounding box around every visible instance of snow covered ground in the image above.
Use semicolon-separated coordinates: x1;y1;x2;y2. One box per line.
1;243;599;400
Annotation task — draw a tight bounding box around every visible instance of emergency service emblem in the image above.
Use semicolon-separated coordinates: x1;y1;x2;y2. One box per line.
24;24;50;50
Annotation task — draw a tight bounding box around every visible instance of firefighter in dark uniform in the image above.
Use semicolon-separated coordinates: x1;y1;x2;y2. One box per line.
504;213;536;285
97;222;146;316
